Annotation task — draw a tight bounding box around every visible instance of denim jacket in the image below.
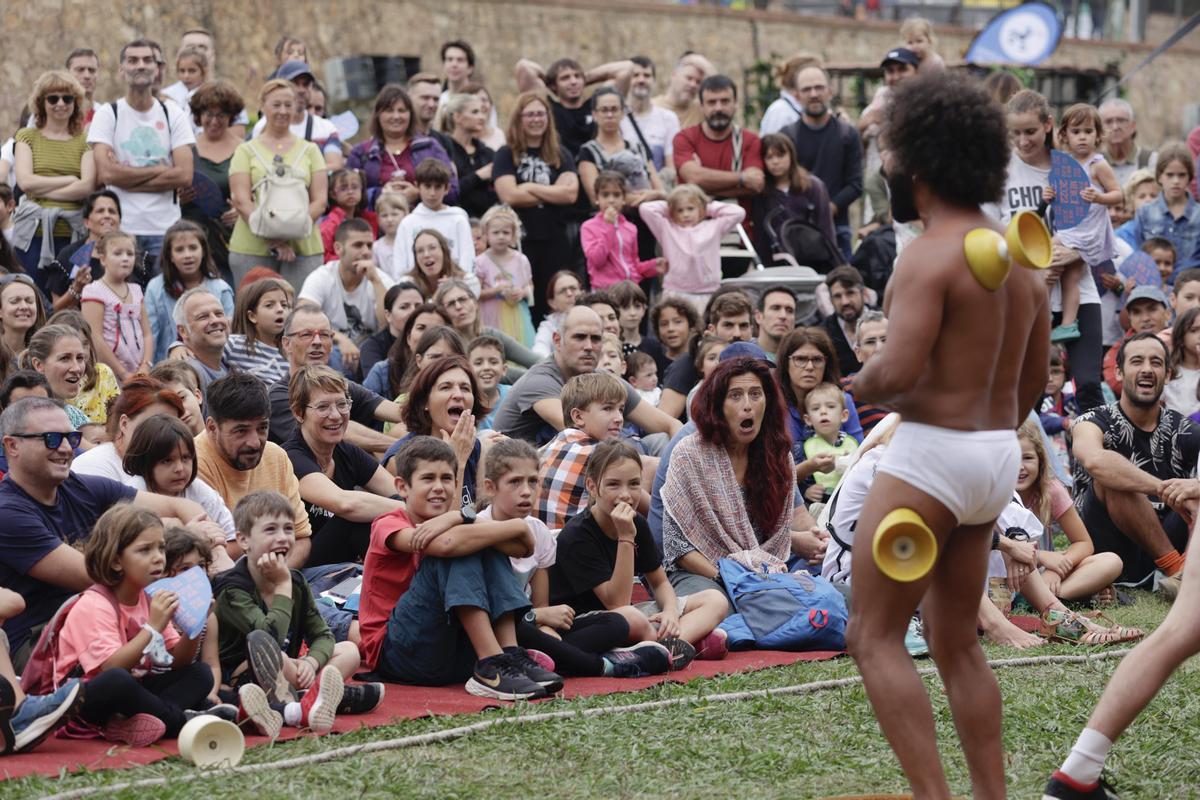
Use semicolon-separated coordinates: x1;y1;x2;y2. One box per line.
1131;194;1200;271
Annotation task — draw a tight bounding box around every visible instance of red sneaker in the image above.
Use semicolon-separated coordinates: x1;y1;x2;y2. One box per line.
696;628;729;661
298;667;343;734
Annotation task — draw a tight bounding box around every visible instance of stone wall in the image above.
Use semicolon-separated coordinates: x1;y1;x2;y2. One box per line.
2;0;1197;144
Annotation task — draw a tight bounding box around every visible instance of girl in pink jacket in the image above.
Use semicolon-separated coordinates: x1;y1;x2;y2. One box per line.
582;172;665;290
640;184;746;311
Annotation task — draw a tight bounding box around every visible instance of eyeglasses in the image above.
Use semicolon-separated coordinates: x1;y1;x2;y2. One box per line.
789;355;827;367
0;273;37;288
8;431;83;449
200;109;230;120
521;111;548;119
285;329;334;343
442;295;473;308
306;397;352;417
45;95;76;107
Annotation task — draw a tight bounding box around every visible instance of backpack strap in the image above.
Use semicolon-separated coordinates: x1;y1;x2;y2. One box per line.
730;125;743;174
304;113;315;142
86;585;142;644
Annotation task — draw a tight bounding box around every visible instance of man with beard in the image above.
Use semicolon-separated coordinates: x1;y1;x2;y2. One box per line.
175;287;231;398
821;265;869;374
1072;332;1200;596
0;397;206;657
196;372;312;567
407;72;458;156
621;56;680;172
88;38;195;265
495;306;681;445
266;304;402;453
653;53;715;130
845;72;1049;800
754;285;797;361
780;66;862;258
673;75;764;202
1042;331;1200;800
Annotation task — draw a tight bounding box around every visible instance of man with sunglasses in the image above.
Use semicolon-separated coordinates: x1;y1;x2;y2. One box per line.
88;38;195;267
266;304;402;455
0;397;207;664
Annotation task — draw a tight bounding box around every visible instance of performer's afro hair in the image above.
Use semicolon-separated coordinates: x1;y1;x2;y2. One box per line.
884;72;1010;208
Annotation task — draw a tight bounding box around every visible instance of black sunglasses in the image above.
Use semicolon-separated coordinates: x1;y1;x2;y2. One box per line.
9;431;84;449
45;94;76;106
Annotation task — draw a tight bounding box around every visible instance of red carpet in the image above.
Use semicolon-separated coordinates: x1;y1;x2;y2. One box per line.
0;648;842;781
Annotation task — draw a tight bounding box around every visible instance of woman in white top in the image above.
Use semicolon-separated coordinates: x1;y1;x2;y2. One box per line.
1000;89;1105;411
1165;307;1200;417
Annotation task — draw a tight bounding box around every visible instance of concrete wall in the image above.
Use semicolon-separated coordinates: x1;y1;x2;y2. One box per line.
2;0;1197;144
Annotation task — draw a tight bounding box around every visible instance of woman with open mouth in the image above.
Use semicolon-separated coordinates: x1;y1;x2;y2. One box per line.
19;322;95;436
383;355;493;509
284;364;403;568
660;356;817;605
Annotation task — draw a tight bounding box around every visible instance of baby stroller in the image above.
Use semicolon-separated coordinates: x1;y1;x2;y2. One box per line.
761;206;845;274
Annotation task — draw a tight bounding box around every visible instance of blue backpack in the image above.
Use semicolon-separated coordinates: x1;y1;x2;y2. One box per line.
717;558;848;652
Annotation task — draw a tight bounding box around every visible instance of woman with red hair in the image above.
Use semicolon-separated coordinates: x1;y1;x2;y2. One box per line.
660;357;801;599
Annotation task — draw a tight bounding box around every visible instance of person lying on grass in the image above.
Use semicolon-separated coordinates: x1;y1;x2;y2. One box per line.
360;436;563;701
480;438;672;678
547;440;729;669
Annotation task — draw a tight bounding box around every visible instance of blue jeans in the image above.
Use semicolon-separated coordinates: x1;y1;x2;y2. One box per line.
135;235;164;276
836;225;853;260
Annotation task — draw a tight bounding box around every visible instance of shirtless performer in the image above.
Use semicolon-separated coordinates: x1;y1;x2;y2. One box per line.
845;73;1050;800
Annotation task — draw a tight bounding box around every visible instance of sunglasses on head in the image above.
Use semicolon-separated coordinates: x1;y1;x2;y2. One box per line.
45;94;76;106
8;431;83;449
0;273;36;287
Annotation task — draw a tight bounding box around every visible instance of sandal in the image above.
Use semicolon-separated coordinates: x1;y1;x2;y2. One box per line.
1040;609;1144;646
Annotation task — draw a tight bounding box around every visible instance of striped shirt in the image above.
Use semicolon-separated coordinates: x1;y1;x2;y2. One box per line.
224;334;289;386
15;127;88;234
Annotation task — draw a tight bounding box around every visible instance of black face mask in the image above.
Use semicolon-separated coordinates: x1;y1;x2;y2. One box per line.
886;171;920;224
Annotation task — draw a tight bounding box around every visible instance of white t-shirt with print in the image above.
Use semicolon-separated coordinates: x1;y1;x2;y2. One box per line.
298;260;395;340
620;105;680;171
87;98;196;236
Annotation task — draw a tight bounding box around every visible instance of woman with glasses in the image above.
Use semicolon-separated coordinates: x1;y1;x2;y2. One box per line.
776;327;863;485
532;270;581;358
179;81;245;285
284;364;403;566
493;92;580;322
228;79;327;290
433;279;538;383
577;87;663;212
10;72;96;295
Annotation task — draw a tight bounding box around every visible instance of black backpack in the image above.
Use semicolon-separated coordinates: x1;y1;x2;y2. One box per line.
851;226;897;296
763;205;844;274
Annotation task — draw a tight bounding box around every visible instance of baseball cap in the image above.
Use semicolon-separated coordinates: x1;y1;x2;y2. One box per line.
276;60;315;82
1124;285;1168;310
719;341;770;362
881;48;920;68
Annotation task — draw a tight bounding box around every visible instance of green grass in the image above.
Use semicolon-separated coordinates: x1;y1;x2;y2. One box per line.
5;593;1195;800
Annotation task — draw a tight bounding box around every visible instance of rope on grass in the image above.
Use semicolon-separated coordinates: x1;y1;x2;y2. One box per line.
40;648;1133;800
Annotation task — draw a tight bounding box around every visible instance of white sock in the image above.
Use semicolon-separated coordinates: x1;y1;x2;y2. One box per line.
283;701;302;727
1059;728;1113;786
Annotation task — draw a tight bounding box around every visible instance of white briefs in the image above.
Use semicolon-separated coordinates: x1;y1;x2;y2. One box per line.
875;421;1021;526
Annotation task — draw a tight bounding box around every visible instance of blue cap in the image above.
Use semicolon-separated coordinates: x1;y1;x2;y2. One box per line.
719;341;770;362
1124;284;1168;310
276;60;315;82
881;48;920;68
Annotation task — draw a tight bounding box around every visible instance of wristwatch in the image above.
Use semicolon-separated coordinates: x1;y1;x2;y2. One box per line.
523;609;537;625
460;506;477;525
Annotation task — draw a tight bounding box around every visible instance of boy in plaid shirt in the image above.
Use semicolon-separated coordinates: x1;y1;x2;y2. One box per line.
538;372;656;530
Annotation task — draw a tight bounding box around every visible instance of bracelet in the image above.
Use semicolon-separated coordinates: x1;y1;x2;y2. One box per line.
617;539;635;546
68;286;81;300
737;172;745;188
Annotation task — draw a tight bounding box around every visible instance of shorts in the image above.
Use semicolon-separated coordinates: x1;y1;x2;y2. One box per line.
876;421;1020;526
633;593;691;619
